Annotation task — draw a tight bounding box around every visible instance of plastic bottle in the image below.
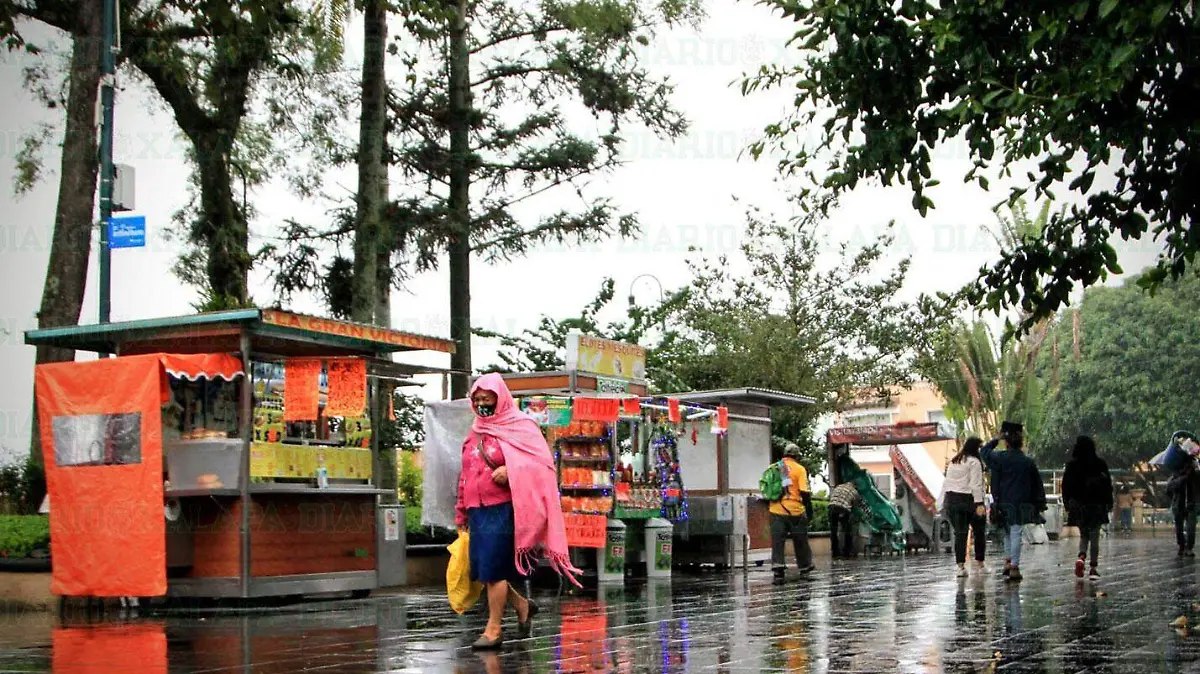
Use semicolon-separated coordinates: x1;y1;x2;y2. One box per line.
316;453;329;489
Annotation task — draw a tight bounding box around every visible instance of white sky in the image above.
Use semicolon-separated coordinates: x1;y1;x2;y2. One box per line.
0;0;1162;463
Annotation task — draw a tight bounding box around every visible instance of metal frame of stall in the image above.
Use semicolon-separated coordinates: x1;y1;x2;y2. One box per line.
662;388;816;570
825;421;957;555
26;309;457;599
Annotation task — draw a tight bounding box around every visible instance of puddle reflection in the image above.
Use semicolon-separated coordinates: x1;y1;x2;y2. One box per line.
4;540;1200;673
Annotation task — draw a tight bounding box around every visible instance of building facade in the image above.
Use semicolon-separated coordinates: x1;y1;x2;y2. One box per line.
829;381;958;498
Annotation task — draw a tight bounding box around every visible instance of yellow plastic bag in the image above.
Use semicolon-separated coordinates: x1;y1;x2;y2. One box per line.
446;531;483;614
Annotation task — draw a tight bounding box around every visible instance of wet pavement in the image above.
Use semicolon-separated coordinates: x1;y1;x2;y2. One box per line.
2;535;1199;672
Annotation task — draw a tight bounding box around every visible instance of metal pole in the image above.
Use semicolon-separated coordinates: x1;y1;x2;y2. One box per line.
98;0;117;324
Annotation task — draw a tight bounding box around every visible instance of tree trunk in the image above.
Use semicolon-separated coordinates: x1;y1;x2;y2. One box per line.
447;0;472;398
351;0;388;327
28;8;104;468
195;138;248;307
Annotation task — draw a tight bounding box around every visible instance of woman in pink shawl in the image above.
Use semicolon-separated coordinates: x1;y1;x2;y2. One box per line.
455;373;581;649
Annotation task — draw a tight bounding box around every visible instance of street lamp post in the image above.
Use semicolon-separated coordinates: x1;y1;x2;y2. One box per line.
98;0;118;324
627;273;666;332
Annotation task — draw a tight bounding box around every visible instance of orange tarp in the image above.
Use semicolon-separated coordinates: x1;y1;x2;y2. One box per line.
36;352;243;598
325;358;366;418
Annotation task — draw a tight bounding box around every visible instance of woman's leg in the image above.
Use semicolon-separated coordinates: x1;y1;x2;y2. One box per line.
483;581;508;640
507;583;530;621
1089;527;1100;567
971;514;987;563
948;501;969;565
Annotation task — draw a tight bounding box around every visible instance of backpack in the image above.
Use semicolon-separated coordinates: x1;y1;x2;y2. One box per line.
760;461;787;502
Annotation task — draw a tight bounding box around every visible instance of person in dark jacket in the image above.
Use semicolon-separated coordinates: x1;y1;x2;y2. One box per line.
1061;436;1113;579
1165;432;1200;557
980;421;1046;582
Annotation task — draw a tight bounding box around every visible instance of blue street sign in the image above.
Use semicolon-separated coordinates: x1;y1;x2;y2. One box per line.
108;215;145;249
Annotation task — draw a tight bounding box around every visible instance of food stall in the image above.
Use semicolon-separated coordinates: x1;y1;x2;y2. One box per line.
26;308;455;600
515;393;707;582
661;388;815;569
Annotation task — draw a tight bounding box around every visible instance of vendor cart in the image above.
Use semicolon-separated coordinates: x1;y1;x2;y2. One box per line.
826;422;956;554
26;309;455;601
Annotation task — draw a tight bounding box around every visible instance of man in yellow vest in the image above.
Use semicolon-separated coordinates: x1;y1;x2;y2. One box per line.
770;443;815;579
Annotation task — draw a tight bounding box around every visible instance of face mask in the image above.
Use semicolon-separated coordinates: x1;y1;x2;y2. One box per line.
475;404;496;418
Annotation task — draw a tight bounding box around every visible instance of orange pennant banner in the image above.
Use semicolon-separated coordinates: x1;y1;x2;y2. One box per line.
667;398;681;424
283;358;322;421
622;397;641;416
325;358;367;418
574;397;620;422
717;405;729;430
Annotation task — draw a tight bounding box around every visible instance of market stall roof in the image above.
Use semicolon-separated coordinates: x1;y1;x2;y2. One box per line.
25;309;457;358
661;387;816;407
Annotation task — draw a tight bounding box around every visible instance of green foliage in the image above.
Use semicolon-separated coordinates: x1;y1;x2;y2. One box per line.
0;515;49;558
745;0;1196;333
1030;271;1200;470
119;0;339;306
667;206;932;471
487;204;941;473
476;277;690;389
265;0;703;317
376;391;426;452
808;497;829;533
397;450;423;507
0;457;45;516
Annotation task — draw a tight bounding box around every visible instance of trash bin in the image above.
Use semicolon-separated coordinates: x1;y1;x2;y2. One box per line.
596;518;626;583
644;518;673;579
377;505;406;588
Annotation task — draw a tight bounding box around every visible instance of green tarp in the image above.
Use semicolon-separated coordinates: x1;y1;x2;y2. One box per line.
837;454;906;551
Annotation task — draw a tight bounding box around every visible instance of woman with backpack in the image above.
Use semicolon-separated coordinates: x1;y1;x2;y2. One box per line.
941;437;987;578
1061;436;1113;579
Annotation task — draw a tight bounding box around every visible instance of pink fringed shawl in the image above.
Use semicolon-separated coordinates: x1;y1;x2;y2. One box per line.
468;373;582;587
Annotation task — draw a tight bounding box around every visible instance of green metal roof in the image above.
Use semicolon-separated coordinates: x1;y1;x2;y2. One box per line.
24;309;456;356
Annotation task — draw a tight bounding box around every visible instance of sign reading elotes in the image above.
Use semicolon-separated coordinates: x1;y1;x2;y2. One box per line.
565;332;646;382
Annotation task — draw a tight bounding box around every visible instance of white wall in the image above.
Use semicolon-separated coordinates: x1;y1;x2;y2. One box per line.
729;419;770;491
678;421;718;491
677;418;770;492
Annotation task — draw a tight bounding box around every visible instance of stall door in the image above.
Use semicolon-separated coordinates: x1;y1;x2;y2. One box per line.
36;355;167;597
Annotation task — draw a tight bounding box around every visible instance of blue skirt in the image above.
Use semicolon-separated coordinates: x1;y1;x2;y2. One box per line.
467;502;524;584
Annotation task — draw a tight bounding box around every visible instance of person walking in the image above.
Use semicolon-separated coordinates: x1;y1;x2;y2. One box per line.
941;437;987;578
455;373;582;649
768;443;815;579
1164;431;1200;557
981;421;1047;582
1061;436;1114;579
828;480;862;558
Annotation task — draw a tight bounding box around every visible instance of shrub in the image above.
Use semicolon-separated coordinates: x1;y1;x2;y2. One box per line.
0;457;46;515
809;497;830;532
0;515;50;558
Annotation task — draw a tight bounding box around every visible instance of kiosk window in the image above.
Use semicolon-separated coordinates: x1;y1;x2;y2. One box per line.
52;413;142;467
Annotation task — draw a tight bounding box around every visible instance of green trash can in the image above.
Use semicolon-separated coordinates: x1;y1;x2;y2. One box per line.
644;518;673;579
596;518;627;583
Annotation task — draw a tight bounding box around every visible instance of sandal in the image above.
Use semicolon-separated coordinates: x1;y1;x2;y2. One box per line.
518;601;540;638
